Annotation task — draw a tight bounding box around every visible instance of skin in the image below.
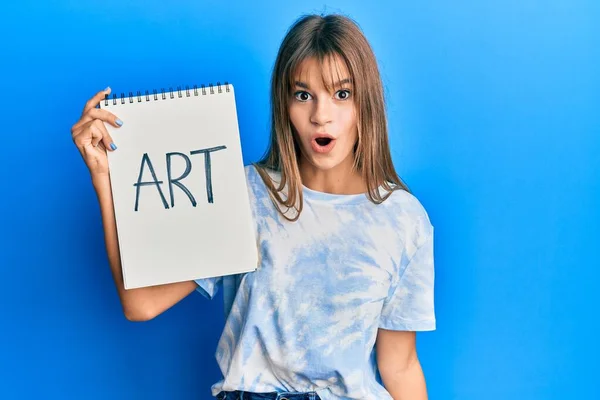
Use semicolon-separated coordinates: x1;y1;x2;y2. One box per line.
377;329;429;399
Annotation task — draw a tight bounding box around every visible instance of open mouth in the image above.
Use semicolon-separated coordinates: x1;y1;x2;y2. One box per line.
315;137;333;147
311;136;336;153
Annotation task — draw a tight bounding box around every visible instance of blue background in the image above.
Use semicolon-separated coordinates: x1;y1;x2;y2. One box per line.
1;1;598;399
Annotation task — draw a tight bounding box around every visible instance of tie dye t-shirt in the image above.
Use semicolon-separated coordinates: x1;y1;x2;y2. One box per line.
195;164;435;400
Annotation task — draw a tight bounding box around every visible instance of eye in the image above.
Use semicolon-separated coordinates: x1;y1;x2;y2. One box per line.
335;89;352;101
294;91;312;102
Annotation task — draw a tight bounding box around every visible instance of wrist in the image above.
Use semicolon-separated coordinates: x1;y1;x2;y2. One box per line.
91;173;111;191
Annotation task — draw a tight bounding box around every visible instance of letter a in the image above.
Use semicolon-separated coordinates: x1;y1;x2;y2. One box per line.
133;153;169;212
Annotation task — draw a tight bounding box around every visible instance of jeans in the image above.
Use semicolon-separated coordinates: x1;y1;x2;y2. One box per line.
216;390;322;400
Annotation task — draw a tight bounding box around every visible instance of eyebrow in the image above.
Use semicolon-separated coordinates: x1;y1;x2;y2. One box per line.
294;78;353;89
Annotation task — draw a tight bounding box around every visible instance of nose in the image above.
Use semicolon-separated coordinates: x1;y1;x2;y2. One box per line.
310;98;333;127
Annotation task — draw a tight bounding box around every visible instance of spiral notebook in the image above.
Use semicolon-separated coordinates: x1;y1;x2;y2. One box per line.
100;83;258;289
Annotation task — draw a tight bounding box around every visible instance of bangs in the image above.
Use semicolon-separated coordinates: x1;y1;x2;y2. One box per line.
286;50;354;95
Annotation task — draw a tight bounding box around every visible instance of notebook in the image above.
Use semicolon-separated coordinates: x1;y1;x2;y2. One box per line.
100;83;258;289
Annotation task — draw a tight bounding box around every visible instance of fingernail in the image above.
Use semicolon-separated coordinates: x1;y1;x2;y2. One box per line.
110;143;117;150
116;118;123;126
104;86;111;92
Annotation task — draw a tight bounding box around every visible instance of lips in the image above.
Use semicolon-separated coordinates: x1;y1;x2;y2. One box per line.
311;133;336;154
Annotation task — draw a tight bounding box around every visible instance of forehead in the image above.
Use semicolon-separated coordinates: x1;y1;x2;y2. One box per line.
293;54;351;86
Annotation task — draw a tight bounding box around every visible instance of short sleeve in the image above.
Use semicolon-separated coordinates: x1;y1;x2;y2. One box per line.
194;276;223;300
379;229;436;331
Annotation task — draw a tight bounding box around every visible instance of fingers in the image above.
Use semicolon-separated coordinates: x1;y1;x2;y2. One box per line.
87;121;104;148
84;107;123;128
75;89;123;130
83;87;111;115
72;87;122;155
72;119;117;152
92;119;117;151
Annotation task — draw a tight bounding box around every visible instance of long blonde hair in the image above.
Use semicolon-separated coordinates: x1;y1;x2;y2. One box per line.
254;13;411;222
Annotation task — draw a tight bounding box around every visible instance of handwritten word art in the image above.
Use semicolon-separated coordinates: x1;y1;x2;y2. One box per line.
132;145;226;211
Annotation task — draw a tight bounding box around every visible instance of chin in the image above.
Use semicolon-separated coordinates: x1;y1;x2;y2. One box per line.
308;159;339;171
303;152;352;172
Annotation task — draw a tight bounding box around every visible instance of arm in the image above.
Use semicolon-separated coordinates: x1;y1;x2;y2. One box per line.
94;175;197;321
376;329;428;400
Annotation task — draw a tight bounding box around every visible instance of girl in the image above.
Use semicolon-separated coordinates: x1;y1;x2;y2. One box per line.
71;13;436;400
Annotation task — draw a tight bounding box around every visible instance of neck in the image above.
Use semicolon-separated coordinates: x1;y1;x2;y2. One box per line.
298;153;367;195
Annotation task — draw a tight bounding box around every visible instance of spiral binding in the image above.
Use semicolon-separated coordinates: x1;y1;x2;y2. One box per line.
104;81;230;107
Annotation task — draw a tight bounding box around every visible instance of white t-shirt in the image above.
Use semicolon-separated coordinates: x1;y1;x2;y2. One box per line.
195;164;436;399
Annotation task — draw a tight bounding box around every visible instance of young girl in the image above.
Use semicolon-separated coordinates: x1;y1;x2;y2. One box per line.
71;13;435;400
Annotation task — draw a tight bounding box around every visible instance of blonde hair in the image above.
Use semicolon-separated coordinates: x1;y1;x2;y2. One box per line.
254;13;411;222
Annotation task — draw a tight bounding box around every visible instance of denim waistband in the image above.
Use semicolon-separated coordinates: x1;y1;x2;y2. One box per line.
216;390;321;400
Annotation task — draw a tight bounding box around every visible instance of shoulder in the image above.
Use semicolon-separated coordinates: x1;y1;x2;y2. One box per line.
242;163;283;215
382;186;434;247
243;163;281;194
244;163;280;183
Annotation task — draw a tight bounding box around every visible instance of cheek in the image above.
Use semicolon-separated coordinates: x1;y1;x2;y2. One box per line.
288;105;296;125
338;107;358;135
288;105;305;130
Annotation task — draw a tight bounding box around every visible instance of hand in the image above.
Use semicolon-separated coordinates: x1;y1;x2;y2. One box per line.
71;87;123;177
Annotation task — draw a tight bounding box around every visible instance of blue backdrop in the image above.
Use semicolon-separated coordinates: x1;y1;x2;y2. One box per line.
1;1;598;399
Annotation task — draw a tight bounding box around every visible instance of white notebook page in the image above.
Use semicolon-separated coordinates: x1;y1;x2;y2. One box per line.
101;84;257;289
